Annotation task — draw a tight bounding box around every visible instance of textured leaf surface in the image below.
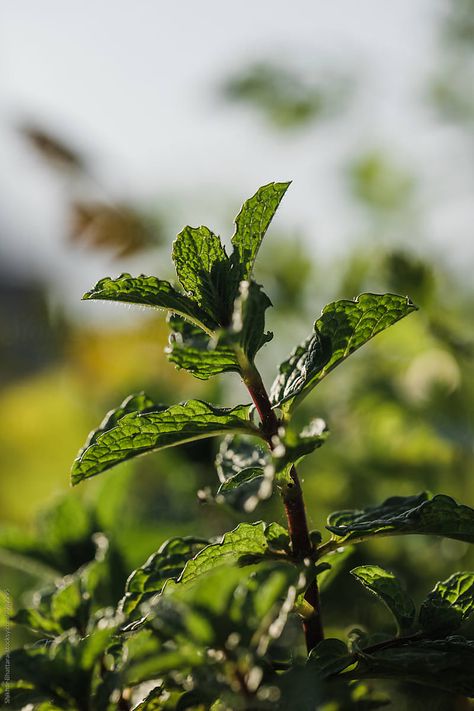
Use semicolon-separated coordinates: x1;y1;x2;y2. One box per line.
419;572;474;635
172;225;232;326
83;273;216;330
72;397;257;484
351;565;416;634
327;493;474;544
231;181;291;281
270;293;417;410
178;521;290;585
166;316;239;379
120;537;208;618
350;637;474;697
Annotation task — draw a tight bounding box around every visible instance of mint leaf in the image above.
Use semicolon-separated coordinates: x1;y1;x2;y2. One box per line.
419;572;474;635
230;280;273;360
154;562;303;653
215;434;272;511
274;418;328;469
172;225;233;326
120;537;208;618
326;493;474;545
166;315;239;379
271;293;417;411
308;638;354;679
178;521;290;585
350;637;474;697
351;565;416;634
83;273;217;331
71;398;258;484
216;467;267;508
231;181;291;281
12;574;91;637
0;624;116;709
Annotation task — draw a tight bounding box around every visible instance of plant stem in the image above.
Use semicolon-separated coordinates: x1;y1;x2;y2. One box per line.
242;363;324;653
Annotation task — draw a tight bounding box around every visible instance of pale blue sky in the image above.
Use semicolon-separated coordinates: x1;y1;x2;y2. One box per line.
0;0;471;318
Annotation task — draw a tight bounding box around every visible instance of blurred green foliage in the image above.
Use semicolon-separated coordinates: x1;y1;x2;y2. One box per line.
220;60;351;129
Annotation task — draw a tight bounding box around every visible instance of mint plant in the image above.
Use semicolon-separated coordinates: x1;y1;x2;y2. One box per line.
3;182;474;710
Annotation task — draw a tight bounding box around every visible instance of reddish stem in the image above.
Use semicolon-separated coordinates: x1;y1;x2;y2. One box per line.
242;364;324;652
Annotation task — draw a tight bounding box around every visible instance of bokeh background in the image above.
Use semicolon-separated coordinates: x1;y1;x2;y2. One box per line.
1;0;473;694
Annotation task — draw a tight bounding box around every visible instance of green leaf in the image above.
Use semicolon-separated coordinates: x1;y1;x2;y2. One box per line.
172;225;234;327
349;636;474;697
229;280;273;361
178;521;290;585
0;624;116;709
214;434;272;511
270;292;417;411
326;492;474;545
419;572;474;635
156;562;302;652
216;467;267;509
83;273;217;331
231;181;291;281
166;315;239;379
216;434;270;480
351;565;416;634
71;398;258;484
274;418;328;469
12;574;91;637
308;638;354;679
120;537;208;618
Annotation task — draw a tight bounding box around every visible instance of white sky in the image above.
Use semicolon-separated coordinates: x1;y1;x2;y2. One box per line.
0;0;472;318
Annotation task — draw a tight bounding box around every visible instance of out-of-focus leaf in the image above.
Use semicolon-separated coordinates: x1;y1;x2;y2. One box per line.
419;572;474;635
348;151;415;213
166;315;239;379
120;537;208;618
71;398;257;484
222;62;350;130
12;574;91;637
20;124;85;172
215;434;269;481
317;546;354;591
349;637;474;697
271;293;417;411
0;495;99;576
157;562;303;651
71;202;154;258
308;638;354;679
276;639;355;711
178;522;290;585
214;434;272;511
351;565;416;634
0;624;116;709
83;273;217;331
326;492;474;544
